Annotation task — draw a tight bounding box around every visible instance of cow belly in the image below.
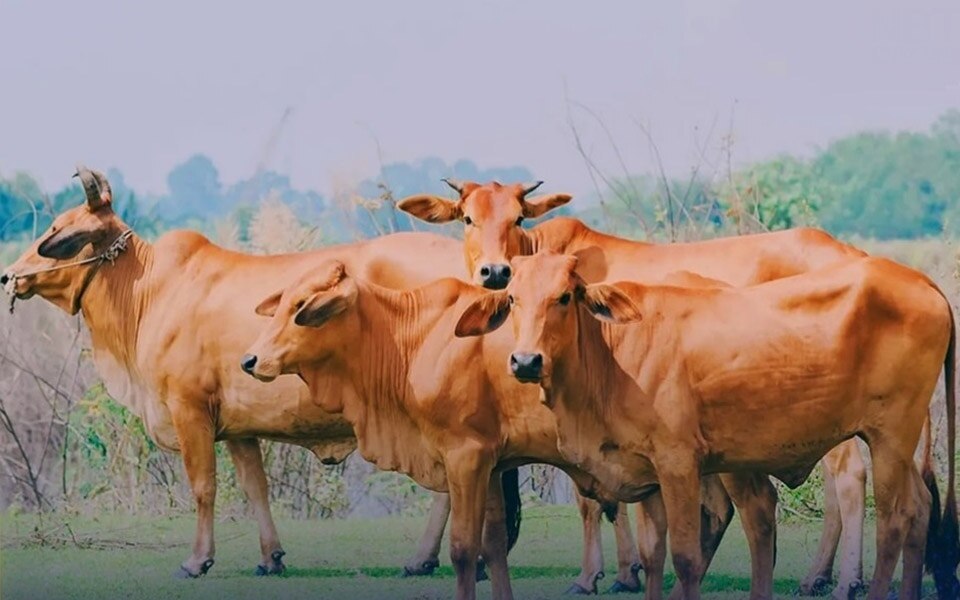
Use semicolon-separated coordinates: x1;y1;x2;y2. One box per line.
700;369;863;472
217;378;355;441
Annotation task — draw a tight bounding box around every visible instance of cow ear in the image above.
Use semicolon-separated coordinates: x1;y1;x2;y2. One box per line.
37;227;101;260
581;283;643;324
294;277;358;328
522;193;572;219
397;195;462;224
455;291;511;337
255;291;283;317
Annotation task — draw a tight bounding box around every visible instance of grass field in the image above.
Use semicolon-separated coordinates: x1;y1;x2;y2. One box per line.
1;505;925;599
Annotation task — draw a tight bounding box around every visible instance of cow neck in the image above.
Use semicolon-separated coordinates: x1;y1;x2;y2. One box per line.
348;281;461;405
338;280;463;486
550;305;625;422
78;232;153;373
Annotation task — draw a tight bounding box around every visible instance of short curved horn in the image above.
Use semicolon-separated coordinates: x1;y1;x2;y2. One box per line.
73;164;112;208
441;178;465;195
520;181;544;197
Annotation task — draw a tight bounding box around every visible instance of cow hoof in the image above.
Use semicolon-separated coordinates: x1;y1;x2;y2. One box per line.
255;550;286;576
174;566;197;580
564;583;595;595
565;571;604;595
831;579;864;600
605;579;642;594
402;558;440;577
175;558;214;579
799;576;832;596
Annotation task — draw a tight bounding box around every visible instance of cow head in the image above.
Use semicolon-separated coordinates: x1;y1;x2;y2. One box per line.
397;179;571;289
242;261;359;382
455;251;642;386
2;166;126;314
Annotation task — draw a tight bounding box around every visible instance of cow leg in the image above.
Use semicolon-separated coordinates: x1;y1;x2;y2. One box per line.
665;476;734;600
825;441;866;600
865;443;915;600
695;475;734;575
800;458;842;595
607;502;643;593
225;438;286;576
899;466;931;600
170;403;217;578
567;491;605;594
481;472;515;600
719;472;777;600
404;492;450;576
634;493;668;600
658;461;704;600
447;447;496;600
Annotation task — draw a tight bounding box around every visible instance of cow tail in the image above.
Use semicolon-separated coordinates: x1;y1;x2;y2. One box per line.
502;468;522;552
922;412;942;572
926;299;960;598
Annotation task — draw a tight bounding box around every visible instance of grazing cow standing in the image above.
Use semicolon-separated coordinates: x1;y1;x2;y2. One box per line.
456;251;960;600
0;166;484;578
399;179;872;598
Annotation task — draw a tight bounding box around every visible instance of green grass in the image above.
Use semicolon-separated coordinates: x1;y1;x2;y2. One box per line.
0;505;899;599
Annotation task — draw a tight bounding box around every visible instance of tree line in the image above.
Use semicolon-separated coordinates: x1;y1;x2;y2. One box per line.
2;109;959;244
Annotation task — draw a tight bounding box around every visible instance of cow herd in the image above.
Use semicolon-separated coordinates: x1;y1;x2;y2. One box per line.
3;166;959;600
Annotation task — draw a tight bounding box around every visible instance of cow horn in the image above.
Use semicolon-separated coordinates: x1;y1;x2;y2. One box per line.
520;181;544;197
441;178;465;195
73;164;112;208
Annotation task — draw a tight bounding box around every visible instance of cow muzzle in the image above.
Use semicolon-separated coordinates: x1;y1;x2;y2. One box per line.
509;352;543;382
240;354;258;375
1;269;32;305
478;263;511;290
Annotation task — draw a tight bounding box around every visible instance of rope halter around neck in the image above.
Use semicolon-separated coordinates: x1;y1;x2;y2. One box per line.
4;230;135;314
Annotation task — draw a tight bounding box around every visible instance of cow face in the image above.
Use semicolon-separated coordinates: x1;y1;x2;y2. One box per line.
2;166;122;314
243;261;358;382
398;180;571;289
456;252;642;386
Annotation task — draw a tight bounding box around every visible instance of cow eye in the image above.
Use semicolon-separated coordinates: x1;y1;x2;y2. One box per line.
515;216;524;226
464;216;473;226
558;292;571;306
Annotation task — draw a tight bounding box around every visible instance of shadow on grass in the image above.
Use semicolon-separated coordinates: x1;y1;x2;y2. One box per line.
268;566;806;594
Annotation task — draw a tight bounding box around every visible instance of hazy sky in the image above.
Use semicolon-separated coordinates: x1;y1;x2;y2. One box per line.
2;1;958;196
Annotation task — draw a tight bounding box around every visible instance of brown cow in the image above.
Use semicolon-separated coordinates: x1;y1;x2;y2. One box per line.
0;166;486;578
399;179;871;597
456;251;960;600
243;260;659;600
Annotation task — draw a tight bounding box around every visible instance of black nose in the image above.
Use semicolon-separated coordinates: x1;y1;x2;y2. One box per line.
0;274;8;286
241;354;258;374
479;264;512;290
510;352;543;381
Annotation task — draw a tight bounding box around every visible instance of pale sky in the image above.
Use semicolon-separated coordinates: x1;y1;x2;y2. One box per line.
2;0;958;196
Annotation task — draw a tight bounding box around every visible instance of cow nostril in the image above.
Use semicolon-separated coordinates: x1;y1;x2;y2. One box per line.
531;354;543;369
241;354;258;373
480;266;491;278
0;274;8;286
501;266;511;279
509;354;519;366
